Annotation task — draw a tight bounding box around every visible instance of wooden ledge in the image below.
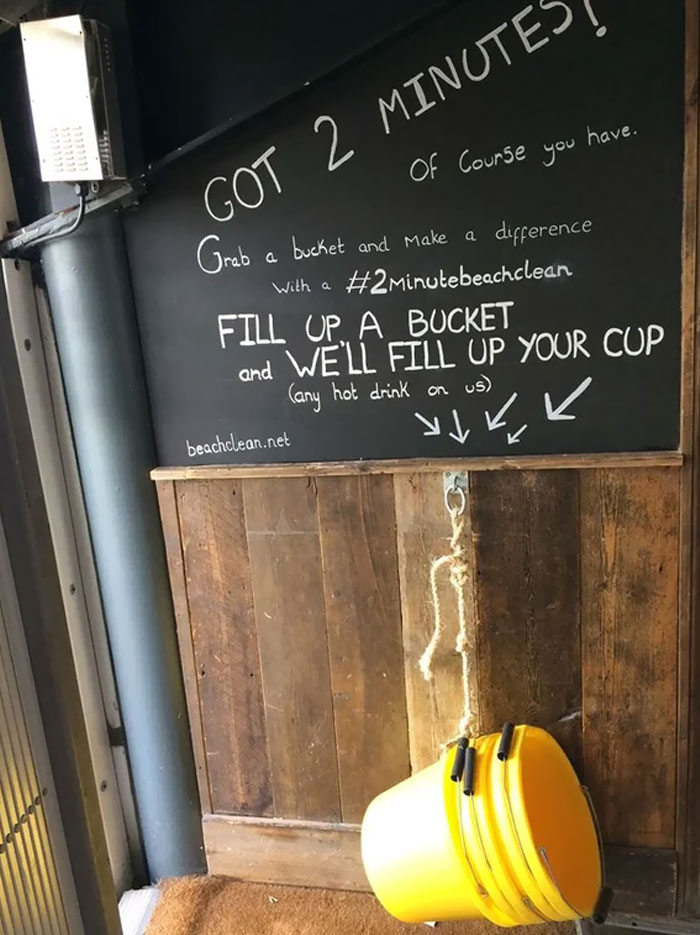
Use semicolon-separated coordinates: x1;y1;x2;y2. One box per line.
202;814;677;918
152;450;684;481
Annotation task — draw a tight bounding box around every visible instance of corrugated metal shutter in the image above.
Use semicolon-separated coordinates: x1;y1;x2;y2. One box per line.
0;517;83;935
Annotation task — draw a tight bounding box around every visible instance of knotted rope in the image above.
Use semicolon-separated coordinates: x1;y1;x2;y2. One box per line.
419;485;478;741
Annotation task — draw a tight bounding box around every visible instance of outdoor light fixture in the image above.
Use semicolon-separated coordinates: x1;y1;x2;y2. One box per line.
20;15;126;182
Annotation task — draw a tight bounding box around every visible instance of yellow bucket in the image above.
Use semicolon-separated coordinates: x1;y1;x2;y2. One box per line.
361;724;604;926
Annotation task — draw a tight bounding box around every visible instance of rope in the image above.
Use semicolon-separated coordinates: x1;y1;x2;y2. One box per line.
419;501;478;740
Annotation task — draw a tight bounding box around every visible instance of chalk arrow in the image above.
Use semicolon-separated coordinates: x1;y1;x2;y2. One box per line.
545;376;593;421
507;424;528;445
415;412;441;436
485;392;518;431
448;410;470;444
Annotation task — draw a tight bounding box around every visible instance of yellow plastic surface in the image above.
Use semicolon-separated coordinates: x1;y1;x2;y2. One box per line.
467;733;540;925
506;726;602;917
491;727;573;921
361;724;602;927
361;757;501;924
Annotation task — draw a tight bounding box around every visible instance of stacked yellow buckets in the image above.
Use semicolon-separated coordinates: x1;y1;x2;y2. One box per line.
361;724;608;926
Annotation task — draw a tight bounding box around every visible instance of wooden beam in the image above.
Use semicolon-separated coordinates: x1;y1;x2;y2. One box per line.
152;451;683;482
243;478;341;821
677;0;700;917
176;479;272;817
203;814;676;920
603;918;700;935
394;472;470;771
471;470;583;770
155;480;212;815
203;815;369;891
316;475;410;822
605;846;677;918
581;470;680;849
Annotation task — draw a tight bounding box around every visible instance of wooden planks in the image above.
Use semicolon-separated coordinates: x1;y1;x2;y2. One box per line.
155;480;212;813
158;462;686;889
677;0;700;915
605;846;677;918
471;470;583;770
203;814;369;890
243;477;341;821
316;475;410;822
204;813;677;919
151;450;683;482
177;480;272;816
394;473;469;770
580;469;679;848
162;473;412;824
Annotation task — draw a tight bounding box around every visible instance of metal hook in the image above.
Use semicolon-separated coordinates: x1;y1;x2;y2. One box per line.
445;484;466;516
443;471;468;516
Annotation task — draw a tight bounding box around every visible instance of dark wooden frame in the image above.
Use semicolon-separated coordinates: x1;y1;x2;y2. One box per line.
677;0;700;918
152;451;683;482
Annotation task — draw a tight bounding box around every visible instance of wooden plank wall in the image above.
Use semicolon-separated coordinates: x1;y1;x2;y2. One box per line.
156;466;680;855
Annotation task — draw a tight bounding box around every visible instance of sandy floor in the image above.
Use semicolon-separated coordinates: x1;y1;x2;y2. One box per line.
145;877;574;935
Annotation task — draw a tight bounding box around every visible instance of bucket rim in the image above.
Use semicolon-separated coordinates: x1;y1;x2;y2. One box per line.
506;725;603;918
488;726;570;922
463;733;544;925
443;745;517;927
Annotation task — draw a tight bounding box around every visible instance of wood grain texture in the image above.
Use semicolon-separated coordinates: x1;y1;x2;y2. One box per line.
177;480;272;816
316;475;410;822
394;473;471;770
678;0;700;915
203;814;369;890
155;480;211;813
470;470;582;771
151;450;683;482
604;919;694;935
204;813;674;919
581;469;679;848
680;0;699;457
605;846;677;918
243;477;341;821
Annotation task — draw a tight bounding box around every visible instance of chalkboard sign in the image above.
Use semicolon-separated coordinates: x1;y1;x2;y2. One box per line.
125;0;686;467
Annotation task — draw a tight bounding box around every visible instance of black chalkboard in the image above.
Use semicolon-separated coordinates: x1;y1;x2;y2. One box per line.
126;0;447;163
125;0;686;467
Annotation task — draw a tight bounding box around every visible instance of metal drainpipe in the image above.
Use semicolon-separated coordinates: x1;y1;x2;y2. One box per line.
40;210;205;880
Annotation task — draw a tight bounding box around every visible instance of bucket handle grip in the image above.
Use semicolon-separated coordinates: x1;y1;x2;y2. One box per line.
463;746;476;796
592;886;614;925
497;722;515;761
581;784;612;923
581;784;607;885
450;737;469;782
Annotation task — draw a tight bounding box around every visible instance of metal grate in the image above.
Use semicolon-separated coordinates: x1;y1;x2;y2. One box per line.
0;518;81;934
46;124;90;179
